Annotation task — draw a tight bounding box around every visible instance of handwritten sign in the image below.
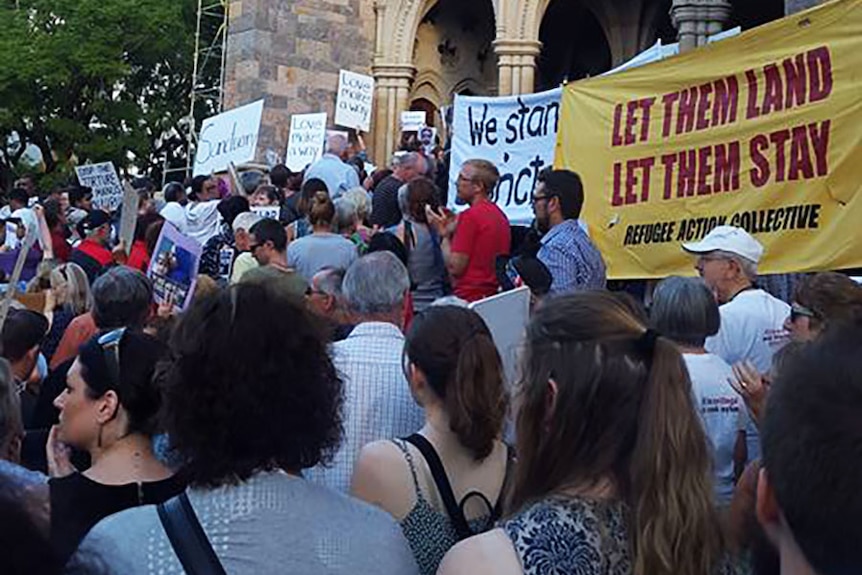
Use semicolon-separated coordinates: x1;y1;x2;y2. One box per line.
118;182;140;255
147;223;203;312
449;89;561;225
75;162;123;212
193;99;264;176
401;111;426;132
286;112;327;172
335;70;374;132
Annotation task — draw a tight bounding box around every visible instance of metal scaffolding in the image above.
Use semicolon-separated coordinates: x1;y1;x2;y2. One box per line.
163;0;229;184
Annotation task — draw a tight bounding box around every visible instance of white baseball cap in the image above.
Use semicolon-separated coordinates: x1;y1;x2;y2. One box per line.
682;225;764;263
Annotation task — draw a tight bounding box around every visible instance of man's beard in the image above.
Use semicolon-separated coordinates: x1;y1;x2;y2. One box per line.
536;214;550;234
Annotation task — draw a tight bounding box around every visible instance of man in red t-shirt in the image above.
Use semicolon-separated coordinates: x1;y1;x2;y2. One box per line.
428;159;510;302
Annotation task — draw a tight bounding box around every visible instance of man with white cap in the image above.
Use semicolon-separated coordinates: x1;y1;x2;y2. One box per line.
683;226;790;465
682;225;790;372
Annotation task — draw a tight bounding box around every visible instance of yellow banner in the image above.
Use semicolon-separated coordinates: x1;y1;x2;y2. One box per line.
555;0;862;279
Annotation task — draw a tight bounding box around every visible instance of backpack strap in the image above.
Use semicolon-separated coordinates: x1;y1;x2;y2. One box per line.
157;492;227;575
403;433;473;540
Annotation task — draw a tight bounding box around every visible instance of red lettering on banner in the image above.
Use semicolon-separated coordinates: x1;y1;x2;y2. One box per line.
661;153;677;200
696;82;714;130
713;76;739;127
769;129;792;182
746;70;761;119
748;120;830;186
662;92;679;138
611;104;623;147
612;162;623;206
676;88;697;135
678;149;697;197
697;146;713;195
750;135;770;187
809;119;830;176
660;142;741;201
625;101;639;145
714;142;741;192
612;157;657;206
808;47;833;103
762;64;784;116
782;54;807;109
612;98;656;146
789;125;814;181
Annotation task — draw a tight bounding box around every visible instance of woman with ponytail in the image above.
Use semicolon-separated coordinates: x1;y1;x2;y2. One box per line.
439;291;738;575
351;305;511;575
287;189;358;282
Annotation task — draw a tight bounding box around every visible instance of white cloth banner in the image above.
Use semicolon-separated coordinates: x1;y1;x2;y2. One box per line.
335;70;374;132
193;99;264;176
75;162;123;211
285;112;327;172
449;88;562;225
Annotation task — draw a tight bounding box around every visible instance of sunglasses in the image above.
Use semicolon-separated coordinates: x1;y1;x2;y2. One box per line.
98;328;126;390
789;302;817;322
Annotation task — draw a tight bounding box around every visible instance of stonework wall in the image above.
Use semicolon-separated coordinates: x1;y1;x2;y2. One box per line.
224;0;375;164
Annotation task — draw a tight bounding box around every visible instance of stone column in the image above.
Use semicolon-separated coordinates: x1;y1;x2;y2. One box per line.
493;39;542;96
671;0;732;53
370;64;415;165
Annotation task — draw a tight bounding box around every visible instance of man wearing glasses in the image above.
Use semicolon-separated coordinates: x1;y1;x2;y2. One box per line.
532;169;606;295
683;225;790;374
683;225;790;466
427;159;510;302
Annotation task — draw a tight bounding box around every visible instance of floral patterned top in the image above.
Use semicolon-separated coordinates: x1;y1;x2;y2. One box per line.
502;496;742;575
503;496;630;575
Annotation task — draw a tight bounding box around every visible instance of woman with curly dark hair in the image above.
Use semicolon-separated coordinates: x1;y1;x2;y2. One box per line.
76;284;419;575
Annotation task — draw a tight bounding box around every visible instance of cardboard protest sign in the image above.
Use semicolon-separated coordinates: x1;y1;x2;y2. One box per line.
449;88;562;225
251;206;281;221
119;182;140;255
193;99;264;176
335;70;374;132
286;113;327;172
147;223;202;312
556;0;862;278
468;286;531;387
75;162;123;211
401;111;426;132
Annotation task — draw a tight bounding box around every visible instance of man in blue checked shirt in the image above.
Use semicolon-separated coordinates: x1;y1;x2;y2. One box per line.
532;169;606;295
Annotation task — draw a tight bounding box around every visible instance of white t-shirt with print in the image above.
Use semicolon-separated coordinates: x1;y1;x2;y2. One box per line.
706;288;790;373
684;353;741;506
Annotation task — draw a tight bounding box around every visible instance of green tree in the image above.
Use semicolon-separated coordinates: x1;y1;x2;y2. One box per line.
0;0;221;191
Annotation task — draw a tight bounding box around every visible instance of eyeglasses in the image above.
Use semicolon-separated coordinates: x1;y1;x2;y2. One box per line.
98;328;126;390
790;302;817;322
531;193;556;205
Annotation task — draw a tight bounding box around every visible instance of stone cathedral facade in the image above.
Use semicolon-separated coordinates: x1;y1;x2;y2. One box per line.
224;0;824;166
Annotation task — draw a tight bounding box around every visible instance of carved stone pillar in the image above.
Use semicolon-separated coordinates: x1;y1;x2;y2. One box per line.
493;39;542;95
370;64;415;165
671;0;732;53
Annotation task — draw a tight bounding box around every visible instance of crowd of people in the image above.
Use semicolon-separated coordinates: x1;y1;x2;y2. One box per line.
0;130;861;575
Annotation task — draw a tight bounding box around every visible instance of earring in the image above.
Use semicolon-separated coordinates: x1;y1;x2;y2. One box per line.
97;424;104;449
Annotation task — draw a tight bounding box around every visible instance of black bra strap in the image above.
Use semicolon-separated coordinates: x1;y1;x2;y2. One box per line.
403;433;473;540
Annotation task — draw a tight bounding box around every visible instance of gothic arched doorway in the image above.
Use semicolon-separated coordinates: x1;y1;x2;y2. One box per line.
535;1;612;91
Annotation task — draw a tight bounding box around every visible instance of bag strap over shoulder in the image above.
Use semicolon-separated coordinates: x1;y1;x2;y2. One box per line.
157;492;227;575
